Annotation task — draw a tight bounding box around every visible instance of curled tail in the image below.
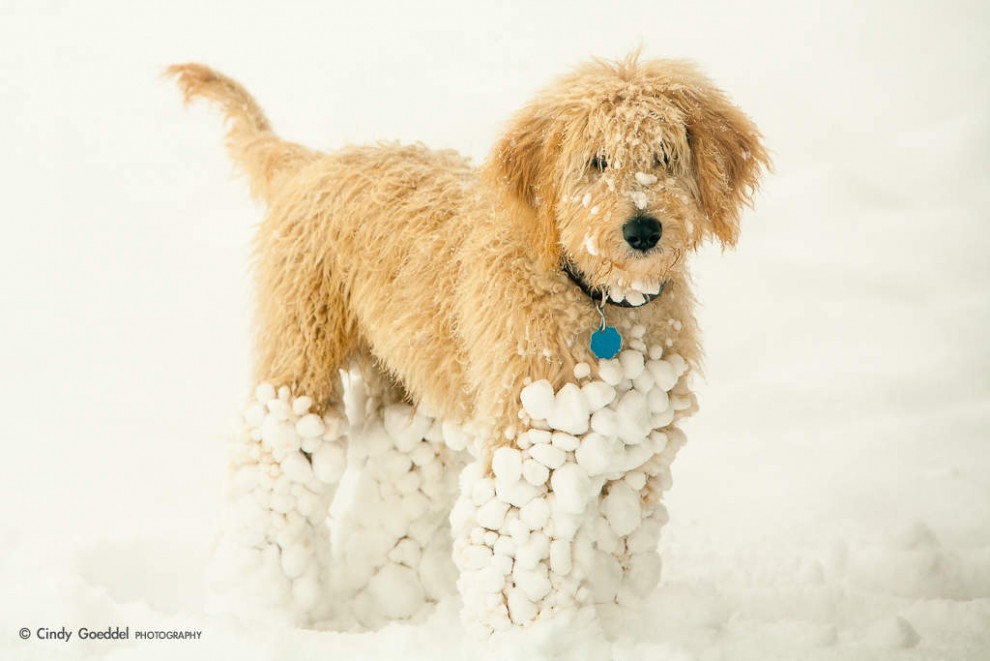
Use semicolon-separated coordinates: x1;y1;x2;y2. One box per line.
166;63;317;203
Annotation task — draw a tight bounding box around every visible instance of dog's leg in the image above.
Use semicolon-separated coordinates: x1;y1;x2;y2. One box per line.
451;450;617;647
328;368;469;630
580;335;696;637
581;425;688;637
206;383;348;627
204;181;361;625
450;343;694;650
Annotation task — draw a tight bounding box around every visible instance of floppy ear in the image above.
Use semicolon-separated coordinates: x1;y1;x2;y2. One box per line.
487;105;563;270
677;87;770;247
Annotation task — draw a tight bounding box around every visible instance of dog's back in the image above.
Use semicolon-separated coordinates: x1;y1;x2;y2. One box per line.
257;143;482;419
168;62;483;415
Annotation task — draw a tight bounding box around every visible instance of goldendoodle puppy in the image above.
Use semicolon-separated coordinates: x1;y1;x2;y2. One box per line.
169;54;767;646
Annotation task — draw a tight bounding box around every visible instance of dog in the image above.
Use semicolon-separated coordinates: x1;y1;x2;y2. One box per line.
168;53;767;647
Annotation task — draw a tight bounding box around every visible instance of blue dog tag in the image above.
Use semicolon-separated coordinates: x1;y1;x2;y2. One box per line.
590;326;622;360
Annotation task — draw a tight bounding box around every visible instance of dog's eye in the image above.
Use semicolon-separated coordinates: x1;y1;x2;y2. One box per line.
653;151;671;169
590;155;608;172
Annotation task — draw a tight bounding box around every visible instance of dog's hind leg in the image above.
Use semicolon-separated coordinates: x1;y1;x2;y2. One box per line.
206;223;358;626
327;367;469;629
206;383;348;627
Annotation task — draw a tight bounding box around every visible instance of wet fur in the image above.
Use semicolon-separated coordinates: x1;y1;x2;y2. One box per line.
167;55;768;447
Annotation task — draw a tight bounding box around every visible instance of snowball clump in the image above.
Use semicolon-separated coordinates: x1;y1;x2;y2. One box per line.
210;342;694;642
208;384;348;625
211;383;469;629
453;346;692;636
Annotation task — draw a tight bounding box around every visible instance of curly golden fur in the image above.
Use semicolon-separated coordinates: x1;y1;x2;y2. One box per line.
167;54;768;447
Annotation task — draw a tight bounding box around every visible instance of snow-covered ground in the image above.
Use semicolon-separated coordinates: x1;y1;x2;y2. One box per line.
1;0;988;658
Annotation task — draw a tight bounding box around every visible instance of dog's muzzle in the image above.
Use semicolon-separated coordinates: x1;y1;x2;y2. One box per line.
562;260;666;308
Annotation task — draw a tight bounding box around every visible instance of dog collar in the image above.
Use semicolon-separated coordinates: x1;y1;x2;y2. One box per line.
562;261;668;360
561;260;667;308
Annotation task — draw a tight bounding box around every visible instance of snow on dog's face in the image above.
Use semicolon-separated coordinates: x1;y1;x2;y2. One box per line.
489;55;769;305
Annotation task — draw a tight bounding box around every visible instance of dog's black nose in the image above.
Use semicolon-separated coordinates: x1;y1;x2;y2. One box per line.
622;215;662;252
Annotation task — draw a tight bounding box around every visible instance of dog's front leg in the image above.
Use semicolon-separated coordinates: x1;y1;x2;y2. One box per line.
451;342;694;653
450;448;612;643
206;384;348;626
579;424;688;637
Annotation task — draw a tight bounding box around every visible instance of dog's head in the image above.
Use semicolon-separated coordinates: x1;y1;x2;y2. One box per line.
487;54;769;306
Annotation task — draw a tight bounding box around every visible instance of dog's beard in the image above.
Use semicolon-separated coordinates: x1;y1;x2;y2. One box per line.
562;259;665;308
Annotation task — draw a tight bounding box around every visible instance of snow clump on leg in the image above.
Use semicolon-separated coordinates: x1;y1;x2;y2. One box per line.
453;343;694;648
328;399;467;630
207;383;348;626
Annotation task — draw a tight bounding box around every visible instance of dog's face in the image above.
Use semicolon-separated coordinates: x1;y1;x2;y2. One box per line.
489;56;770;306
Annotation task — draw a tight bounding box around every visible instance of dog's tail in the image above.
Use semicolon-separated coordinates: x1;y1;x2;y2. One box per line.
166;63;317;203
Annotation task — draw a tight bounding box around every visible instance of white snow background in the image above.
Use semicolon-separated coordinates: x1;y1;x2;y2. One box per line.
1;0;989;659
